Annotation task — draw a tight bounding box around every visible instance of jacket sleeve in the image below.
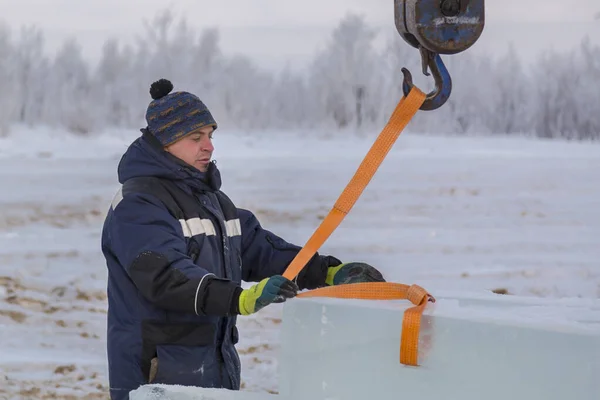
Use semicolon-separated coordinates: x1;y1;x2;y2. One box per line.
105;190;240;316
237;208;342;290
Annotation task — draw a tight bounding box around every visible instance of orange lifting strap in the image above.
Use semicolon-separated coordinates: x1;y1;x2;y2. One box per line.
282;86;436;367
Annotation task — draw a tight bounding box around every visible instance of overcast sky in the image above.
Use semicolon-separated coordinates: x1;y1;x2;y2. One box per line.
1;0;599;70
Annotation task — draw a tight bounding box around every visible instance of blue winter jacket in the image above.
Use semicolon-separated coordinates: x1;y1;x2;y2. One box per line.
101;130;340;399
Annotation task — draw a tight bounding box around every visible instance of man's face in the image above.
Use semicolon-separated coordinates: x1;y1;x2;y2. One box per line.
164;126;215;172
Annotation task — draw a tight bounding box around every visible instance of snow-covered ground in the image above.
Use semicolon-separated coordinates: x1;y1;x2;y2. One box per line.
0;126;598;399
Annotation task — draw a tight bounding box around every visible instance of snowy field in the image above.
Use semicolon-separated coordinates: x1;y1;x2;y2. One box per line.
0;126;598;399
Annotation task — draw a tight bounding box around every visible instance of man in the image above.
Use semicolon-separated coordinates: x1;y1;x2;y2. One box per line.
101;78;385;399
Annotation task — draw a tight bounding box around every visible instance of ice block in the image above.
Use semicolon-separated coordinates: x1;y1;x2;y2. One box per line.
278;295;600;400
129;384;286;400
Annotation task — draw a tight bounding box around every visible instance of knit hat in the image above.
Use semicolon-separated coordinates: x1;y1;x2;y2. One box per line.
145;79;217;147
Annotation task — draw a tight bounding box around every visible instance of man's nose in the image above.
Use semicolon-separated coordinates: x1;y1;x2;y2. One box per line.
201;136;214;152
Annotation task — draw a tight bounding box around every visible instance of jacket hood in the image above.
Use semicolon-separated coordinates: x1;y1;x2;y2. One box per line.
117;129;222;193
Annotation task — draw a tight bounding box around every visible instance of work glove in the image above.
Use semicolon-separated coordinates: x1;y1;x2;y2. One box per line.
325;262;386;286
238;275;299;315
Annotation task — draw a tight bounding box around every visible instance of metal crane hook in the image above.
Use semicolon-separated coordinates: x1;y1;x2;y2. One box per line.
401;47;452;111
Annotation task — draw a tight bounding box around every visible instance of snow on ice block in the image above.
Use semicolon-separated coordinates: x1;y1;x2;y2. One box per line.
129;384;286;400
279;294;600;400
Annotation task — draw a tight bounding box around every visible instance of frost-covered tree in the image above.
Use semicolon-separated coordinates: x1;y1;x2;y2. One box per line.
184;28;229;127
44;38;94;134
0;23;17;136
486;43;532;134
138;10;182;79
308;13;380;129
217;54;275;130
532;47;583;139
571;37;600;139
268;65;313;130
94;39;137;127
14;26;49;127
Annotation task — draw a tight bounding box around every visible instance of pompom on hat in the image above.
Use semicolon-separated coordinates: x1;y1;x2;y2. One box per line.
145;79;217;147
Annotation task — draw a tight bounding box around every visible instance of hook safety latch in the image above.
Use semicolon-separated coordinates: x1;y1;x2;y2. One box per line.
402;47;451;111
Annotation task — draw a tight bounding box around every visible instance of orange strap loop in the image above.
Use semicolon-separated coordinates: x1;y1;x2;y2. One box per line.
297;282;434;366
282;87;435;367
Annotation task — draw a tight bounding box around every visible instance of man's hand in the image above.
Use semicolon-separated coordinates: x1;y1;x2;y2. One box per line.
325;262;386;286
238;275;299;315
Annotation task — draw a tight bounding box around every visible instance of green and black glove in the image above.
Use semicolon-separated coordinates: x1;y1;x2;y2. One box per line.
325;262;386;286
237;275;299;315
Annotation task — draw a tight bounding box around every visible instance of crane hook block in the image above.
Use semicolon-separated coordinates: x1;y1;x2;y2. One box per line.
394;0;485;55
